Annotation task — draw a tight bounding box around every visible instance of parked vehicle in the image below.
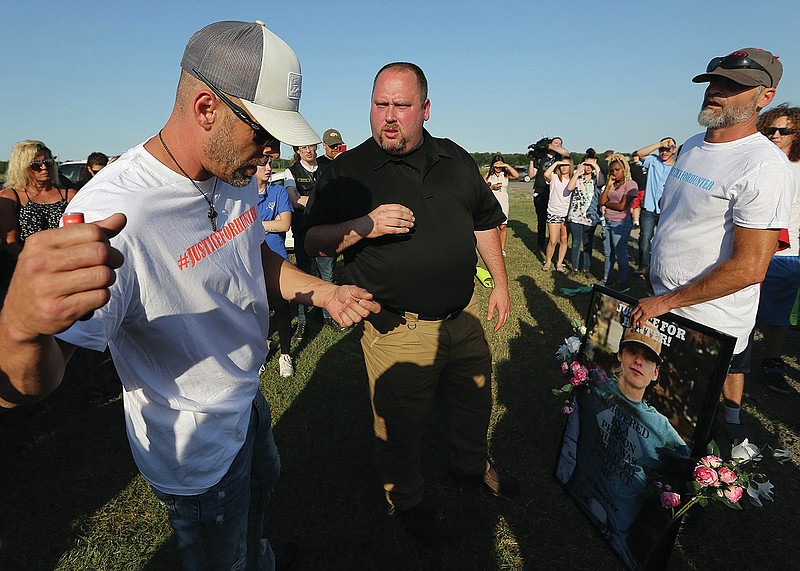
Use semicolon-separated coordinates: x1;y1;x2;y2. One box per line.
516;166;531;183
58;161;86;187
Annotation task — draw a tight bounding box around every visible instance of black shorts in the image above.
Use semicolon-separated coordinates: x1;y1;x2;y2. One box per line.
728;336;752;375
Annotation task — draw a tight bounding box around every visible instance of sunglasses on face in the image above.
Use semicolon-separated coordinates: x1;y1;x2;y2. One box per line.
764;127;795;136
193;69;280;148
30;158;55;171
706;53;773;86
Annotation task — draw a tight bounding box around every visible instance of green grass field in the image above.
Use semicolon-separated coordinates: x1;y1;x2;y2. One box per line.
1;190;798;570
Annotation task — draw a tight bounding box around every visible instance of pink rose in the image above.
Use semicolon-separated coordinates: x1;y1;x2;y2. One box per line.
693;465;720;487
660;491;681;509
573;366;588;382
561;362;569;374
718;467;737;485
724;486;743;503
561;404;574;415
700;455;723;468
569;376;583;387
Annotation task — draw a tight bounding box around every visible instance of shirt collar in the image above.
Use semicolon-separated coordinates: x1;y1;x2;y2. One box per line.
366;129;453;172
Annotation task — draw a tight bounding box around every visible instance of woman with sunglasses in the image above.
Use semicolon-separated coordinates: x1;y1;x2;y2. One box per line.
0;140;77;260
484;154;518;255
754;103;800;394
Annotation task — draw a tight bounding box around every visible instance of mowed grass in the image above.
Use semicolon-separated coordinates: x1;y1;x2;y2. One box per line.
1;187;799;570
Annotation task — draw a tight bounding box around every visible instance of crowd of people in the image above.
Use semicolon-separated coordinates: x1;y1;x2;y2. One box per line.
0;24;797;570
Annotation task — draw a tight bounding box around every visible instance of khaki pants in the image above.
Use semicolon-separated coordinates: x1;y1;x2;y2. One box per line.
361;294;492;510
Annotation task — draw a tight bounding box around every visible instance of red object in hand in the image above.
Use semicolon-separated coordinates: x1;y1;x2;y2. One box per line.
61;212;95;321
62;213;85;225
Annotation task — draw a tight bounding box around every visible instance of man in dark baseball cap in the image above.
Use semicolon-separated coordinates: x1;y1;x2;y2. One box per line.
318;128;346;168
633;46;795;445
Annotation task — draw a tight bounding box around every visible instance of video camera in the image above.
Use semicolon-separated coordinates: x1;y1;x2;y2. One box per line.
527;137;553;162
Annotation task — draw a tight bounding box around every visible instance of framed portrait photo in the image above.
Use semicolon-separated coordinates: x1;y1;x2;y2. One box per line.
555;286;736;570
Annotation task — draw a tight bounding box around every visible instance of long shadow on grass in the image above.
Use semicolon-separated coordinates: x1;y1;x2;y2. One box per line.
262;311;532;570
0;349;136;570
482;275;622;570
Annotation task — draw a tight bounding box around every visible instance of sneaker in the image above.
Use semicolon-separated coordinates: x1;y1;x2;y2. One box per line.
279;354;294;377
258;363;266;375
762;358;792;394
724;421;751;445
451;465;520;498
633;266;648;276
292;323;306;341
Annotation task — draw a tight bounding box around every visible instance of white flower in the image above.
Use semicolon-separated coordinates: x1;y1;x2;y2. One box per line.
577;325;587;336
731;439;763;463
746;479;775;507
556;337;581;361
772;449;793;464
565;336;581;353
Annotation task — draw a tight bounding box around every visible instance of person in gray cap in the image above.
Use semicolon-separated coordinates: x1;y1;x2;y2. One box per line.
317;128;346;170
631;48;796;445
0;20;380;570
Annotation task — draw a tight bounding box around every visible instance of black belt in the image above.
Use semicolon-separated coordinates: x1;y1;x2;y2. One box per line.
383;306;464;322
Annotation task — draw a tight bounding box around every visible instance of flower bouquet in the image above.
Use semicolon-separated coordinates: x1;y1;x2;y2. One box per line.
660;439;793;523
551;321;607;414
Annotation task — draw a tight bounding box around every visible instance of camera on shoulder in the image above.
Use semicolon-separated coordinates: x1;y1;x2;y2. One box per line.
527;137;553;161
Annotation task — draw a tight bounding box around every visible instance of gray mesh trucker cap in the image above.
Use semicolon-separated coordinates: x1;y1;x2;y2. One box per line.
181;20;320;146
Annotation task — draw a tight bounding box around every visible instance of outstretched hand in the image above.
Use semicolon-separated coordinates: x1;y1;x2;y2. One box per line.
323;285;381;327
1;213;126;339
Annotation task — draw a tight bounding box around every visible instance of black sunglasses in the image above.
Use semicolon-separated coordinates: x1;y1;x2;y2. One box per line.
193;68;280;148
763;127;795;137
706;54;773;85
30;158;55;171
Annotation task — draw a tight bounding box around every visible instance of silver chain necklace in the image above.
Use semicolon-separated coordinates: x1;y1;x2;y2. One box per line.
158;130;218;231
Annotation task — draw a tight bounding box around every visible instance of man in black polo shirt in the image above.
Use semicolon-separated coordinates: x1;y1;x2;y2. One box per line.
303;62;514;545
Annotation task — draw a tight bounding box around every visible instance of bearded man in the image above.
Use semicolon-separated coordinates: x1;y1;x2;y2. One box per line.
0;21;381;569
630;48;796;444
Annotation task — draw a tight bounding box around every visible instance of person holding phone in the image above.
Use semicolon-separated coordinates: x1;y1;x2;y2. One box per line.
484;154;518;255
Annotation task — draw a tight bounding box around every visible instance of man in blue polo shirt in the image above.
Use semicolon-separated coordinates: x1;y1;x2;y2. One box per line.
634;137;677;275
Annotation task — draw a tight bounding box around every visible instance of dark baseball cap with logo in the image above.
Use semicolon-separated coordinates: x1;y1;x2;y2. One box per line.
692;48;782;89
180;20;320;146
323;129;344;146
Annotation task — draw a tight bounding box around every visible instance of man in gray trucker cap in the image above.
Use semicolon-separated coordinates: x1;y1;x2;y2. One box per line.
0;20;380;570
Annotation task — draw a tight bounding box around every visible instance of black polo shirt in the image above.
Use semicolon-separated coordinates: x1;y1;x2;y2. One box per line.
304;131;504;316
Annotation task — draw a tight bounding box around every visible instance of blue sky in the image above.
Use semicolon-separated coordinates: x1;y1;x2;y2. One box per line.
2;1;799;163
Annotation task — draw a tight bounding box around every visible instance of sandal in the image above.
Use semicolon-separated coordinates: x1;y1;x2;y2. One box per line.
556;264;567;273
542;262;552;271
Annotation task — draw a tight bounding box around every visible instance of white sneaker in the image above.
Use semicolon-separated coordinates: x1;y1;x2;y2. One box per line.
258;363;266;376
278;354;294;377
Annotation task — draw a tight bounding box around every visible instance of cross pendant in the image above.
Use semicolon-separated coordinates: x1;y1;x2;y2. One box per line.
208;207;218;232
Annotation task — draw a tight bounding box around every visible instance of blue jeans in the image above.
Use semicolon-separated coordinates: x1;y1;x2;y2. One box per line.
638;209;659;268
607;219;633;284
568;222;596;271
294;247;336;322
151;392;281;571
